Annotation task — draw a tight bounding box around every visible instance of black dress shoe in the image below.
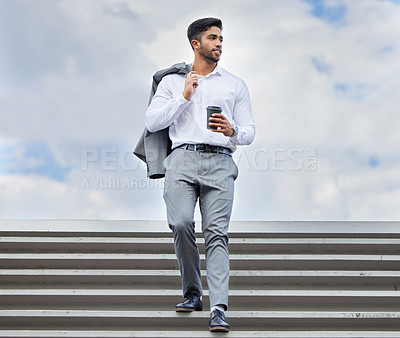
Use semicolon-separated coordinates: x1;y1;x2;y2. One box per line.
175;294;203;312
209;309;230;332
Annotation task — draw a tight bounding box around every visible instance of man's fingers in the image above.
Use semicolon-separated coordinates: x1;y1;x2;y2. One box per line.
187;72;198;88
188;72;198;80
209;114;228;126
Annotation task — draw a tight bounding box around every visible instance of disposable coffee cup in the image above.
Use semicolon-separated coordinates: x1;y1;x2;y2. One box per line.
207;106;222;130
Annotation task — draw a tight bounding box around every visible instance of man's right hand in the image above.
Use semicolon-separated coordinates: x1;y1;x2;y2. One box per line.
182;71;199;101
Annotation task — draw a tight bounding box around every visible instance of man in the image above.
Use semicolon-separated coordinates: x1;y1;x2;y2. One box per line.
145;17;255;332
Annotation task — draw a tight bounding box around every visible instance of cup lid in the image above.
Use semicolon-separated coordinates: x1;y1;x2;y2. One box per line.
206;105;222;111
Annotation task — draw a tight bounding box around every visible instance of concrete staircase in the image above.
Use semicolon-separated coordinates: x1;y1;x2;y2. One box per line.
0;219;399;337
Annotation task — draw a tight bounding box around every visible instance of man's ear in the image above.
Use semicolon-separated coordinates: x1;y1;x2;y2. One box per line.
191;39;200;50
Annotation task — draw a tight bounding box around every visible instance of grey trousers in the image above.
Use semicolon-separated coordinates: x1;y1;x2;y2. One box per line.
163;148;238;309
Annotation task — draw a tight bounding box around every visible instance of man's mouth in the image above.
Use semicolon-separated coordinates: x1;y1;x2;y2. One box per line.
213;49;222;56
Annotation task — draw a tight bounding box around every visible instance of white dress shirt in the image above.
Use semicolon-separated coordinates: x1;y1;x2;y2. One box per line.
145;64;255;152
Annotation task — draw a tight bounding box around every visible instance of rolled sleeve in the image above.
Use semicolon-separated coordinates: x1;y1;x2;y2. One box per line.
230;81;256;146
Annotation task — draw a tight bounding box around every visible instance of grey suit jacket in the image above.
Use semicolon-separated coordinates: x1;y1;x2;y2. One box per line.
133;62;192;179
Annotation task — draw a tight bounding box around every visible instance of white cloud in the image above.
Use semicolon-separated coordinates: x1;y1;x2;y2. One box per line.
1;0;399;221
0;174;107;219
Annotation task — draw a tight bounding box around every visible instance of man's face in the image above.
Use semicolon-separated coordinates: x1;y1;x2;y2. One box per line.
198;26;223;63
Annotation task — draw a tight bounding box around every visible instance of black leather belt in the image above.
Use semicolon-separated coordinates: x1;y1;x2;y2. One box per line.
176;144;232;156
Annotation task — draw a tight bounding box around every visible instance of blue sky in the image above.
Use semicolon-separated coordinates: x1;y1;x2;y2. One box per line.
0;141;71;181
302;0;347;23
1;0;400;220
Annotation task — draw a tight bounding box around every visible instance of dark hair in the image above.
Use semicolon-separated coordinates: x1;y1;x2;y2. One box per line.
187;17;223;49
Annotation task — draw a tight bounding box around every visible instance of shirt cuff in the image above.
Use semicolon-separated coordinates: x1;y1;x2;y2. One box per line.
229;130;240;144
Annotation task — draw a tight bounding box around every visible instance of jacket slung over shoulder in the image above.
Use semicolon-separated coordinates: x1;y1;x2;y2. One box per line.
133;62;192;179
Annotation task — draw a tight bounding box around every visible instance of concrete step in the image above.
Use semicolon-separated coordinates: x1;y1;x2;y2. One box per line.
2;220;399;237
1;289;399;311
1;253;399;270
1;236;399;254
1;330;400;337
1;269;399;289
1;310;400;330
1;220;399;336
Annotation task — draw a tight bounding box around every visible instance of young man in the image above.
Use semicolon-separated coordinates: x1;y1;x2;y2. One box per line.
145;17;255;332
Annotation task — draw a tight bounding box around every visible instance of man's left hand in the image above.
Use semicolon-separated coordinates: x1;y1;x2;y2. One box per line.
209;113;234;137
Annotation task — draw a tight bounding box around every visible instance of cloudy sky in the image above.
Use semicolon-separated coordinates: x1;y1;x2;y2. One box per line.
1;0;399;221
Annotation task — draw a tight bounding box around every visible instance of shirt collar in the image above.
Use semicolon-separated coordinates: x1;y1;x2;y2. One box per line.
210;64;223;76
189;64;223;77
202;64;223;78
